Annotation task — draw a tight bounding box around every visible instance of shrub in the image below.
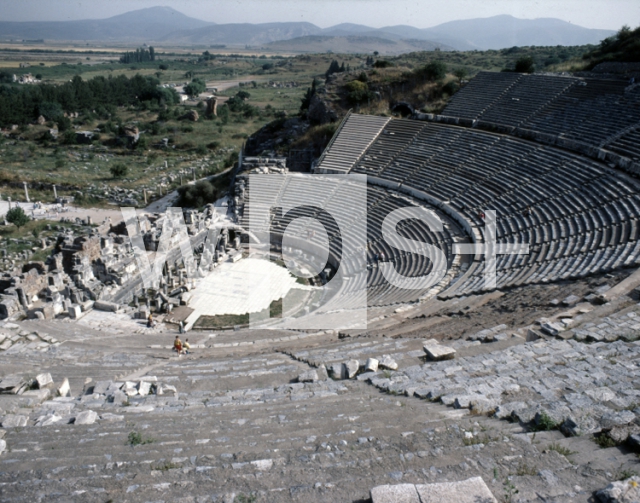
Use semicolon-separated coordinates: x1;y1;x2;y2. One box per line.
60;130;76;145
515;56;535;73
127;431;154;446
442;81;459;96
5;207;30;229
109;163;128;178
373;60;392;68
159;64;168;70
421;61;447;81
177;180;217;208
345;80;371;105
531;411;559;431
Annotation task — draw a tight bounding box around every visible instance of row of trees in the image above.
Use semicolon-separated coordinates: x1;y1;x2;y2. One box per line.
325;60;349;78
0;74;179;127
119;47;156;64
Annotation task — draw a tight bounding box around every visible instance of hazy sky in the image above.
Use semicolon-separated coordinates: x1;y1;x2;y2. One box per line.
0;0;637;30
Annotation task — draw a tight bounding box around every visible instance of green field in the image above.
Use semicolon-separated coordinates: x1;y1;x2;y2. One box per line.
0;44;599;209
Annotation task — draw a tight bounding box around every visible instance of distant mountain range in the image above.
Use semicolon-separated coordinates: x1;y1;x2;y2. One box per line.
0;6;616;53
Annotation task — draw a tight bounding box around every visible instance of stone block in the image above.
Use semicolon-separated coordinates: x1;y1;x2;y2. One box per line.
585;387;617;403
379;355;398;370
370;483;421;503
600;410;636;429
562;295;581;306
137;381;152;396
628;433;640;451
92;380;112;395
74;410;97;425
93;300;120;312
57;378;70;397
109;389;128;404
423;341;456;361
124;386;138;397
297;370;319;383
561;415;601;437
365;358;379;372
596;475;640;503
0;439;5;454
68;304;82;319
1;414;28;428
100;413;124;422
80;300;94;312
0;375;25;394
22;389;50;403
541;322;564;336
416;477;497;503
329;363;347;380
345;359;360;379
470;398;499;415
38;413;63;426
35;373;53;388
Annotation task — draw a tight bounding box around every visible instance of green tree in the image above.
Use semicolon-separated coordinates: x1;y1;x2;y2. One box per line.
110;163;128;179
515;56;535;73
345;80;371;105
5;207;30;229
177;180;217;208
300;79;317;112
421;61;447;81
183;78;206;98
453;68;468;85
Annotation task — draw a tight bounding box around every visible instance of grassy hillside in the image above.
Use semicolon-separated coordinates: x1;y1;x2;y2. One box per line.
582;24;640;67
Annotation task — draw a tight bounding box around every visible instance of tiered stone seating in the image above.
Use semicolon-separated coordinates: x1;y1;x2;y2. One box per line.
606;127;640;160
522;79;640;146
315;112;390;174
442;73;640;155
344;120;640;297
238;174;460;308
440;71;523;120
479;74;577;127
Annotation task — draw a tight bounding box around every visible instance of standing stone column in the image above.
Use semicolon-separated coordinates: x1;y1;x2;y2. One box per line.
206;97;218;117
23;182;29;203
143;189;147;205
192;168;196;181
7;197;11;210
53;184;57;200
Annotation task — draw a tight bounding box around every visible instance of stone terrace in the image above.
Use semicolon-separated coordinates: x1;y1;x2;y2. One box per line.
1;291;640;502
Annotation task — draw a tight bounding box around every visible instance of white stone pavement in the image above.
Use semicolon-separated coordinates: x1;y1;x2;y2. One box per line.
0;201;123;224
184;257;308;329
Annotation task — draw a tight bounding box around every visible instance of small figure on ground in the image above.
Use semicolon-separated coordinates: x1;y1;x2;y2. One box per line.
147;313;154;328
173;336;183;355
183;338;191;355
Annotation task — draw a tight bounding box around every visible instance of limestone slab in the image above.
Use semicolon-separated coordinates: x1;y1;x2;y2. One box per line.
416;476;497;503
370;483;421;503
365;358;379;372
345;359;360;379
423;342;456;361
2;414;28;428
57;378;70;397
74;410;97;425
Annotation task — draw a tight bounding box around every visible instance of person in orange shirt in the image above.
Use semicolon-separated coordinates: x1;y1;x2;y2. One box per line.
173;336;183;355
